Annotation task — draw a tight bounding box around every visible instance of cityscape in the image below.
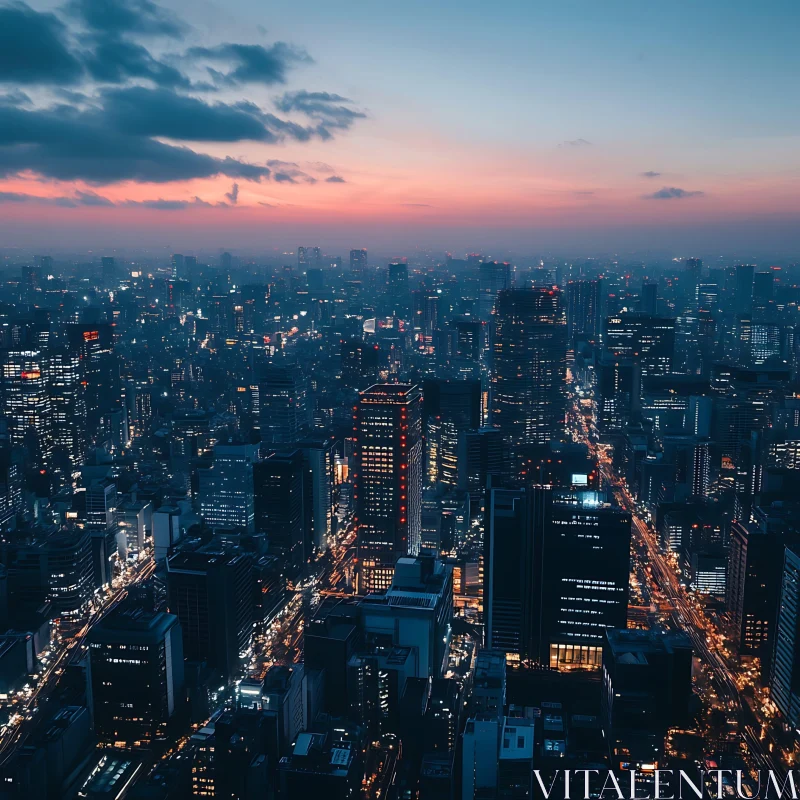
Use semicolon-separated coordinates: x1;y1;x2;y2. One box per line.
1;1;800;799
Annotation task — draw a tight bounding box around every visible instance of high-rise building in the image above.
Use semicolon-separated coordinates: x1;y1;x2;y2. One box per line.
297;437;336;553
354;384;423;592
170;253;184;280
485;487;631;668
478;261;510;320
349;248;368;274
566;279;602;343
48;349;86;476
167;549;254;681
0;348;52;467
259;363;309;445
605;313;675;378
602;628;692;771
46;529;94;620
254;450;306;574
199;444;259;533
727;521;785;656
88;606;185;747
735;264;755;315
66;323;120;446
769;543;800;728
423;378;481;488
490;288;567;456
640;281;658;315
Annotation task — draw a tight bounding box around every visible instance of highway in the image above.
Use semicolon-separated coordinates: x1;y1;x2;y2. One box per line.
569;387;783;775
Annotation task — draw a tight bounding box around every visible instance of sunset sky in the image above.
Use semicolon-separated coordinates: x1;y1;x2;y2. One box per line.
1;0;799;253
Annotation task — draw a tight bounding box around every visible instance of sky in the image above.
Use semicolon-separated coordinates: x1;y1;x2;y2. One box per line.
0;0;799;256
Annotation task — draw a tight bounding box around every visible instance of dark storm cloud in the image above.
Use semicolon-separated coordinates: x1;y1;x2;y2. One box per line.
0;2;83;84
64;0;187;38
325;175;345;183
0;104;272;183
645;186;704;200
189;43;311;86
640;171;661;178
0;190;74;206
276;91;366;135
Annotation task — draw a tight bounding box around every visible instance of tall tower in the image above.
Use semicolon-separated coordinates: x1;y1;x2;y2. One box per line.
354;384;422;592
490;288;567;458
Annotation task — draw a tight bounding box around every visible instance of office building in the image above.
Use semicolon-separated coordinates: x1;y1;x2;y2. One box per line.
485;487;630;668
478;261;511;320
199;443;259;533
259;363;309;445
605;313;675;378
254;449;306;574
354;384;423;592
423;378;481;488
566;279;602;343
602;629;692;770
88;606;185;747
167;549;254;681
360;554;454;680
491;288;567;455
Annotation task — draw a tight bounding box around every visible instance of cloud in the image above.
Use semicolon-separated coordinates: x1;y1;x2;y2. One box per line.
123;196;218;210
189;42;311;86
640;171;661;178
225;182;239;204
559;138;592;147
0;0;362;189
276;90;366;136
573;190;594;196
0;104;272;183
644;186;704;200
64;0;187;38
401;203;433;207
267;160;316;184
325;175;345;183
0;2;84;85
83;36;190;87
74;189;114;206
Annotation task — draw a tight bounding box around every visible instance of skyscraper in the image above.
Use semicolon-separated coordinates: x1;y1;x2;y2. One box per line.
422;378;481;488
605;313;675;378
735;264;755;315
354;384;423;592
349;248;368;274
478;261;510;320
485;486;631;668
199;444;259;533
48;349;86;477
490;288;567;457
254;450;306;575
566;279;602;343
167;549;254;681
259;363;309;445
0;348;52;467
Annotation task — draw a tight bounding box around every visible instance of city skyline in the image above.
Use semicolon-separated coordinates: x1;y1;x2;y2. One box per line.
1;0;800;252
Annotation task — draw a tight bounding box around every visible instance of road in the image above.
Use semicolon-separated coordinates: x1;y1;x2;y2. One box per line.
0;555;157;763
568;387;783;775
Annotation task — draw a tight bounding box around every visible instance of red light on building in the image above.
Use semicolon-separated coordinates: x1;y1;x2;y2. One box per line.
21;370;40;380
83;330;100;341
